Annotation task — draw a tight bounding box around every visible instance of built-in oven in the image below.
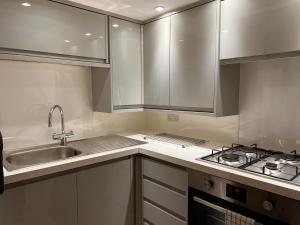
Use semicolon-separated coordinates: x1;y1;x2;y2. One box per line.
188;169;300;225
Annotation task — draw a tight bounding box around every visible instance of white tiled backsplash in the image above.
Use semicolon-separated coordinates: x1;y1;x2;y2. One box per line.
1;57;300;153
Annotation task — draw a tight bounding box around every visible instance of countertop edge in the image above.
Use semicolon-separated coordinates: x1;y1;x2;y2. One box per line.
3;135;300;202
4;148;139;185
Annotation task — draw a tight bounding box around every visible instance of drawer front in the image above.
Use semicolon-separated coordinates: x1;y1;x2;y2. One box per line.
142;158;187;192
143;179;187;219
143;201;186;225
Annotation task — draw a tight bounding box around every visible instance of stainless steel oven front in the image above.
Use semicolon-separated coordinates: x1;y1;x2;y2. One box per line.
188;169;300;225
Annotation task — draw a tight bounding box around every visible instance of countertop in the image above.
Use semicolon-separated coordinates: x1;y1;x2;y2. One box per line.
3;134;300;201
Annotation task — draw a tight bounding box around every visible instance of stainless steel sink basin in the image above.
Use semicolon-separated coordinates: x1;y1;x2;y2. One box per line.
4;146;82;171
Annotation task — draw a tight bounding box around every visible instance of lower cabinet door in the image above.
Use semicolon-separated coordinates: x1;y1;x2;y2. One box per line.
0;173;77;225
77;158;133;225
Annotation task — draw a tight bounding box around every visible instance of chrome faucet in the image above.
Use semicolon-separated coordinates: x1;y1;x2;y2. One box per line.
48;105;74;146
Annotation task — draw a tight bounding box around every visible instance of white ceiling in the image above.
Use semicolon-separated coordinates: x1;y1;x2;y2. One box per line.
67;0;199;21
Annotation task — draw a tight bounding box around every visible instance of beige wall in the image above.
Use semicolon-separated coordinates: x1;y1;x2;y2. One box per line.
146;57;300;153
1;57;300;153
0;60;146;151
239;57;300;153
146;112;239;146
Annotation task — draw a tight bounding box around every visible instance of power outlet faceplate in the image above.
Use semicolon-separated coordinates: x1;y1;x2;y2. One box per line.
167;114;179;122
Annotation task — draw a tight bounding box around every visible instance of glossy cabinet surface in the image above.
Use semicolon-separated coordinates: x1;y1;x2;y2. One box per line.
143;201;186;225
221;0;300;60
77;158;133;225
0;0;107;60
143;17;171;106
111;17;142;107
170;2;217;111
142;157;187;191
142;158;188;225
0;174;77;225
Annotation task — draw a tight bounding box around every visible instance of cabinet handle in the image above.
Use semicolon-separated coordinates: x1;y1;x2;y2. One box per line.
193;196;226;213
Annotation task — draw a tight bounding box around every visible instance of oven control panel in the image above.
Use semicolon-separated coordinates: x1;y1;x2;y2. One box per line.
226;184;247;203
188;169;300;225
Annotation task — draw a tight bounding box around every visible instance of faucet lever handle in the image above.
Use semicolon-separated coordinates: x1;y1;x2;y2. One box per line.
52;132;62;140
65;130;74;138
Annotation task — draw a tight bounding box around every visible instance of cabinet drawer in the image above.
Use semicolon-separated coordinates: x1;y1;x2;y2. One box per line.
143;201;186;225
143;179;187;219
142;158;187;192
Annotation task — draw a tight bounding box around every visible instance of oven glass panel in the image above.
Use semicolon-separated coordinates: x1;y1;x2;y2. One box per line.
190;199;225;225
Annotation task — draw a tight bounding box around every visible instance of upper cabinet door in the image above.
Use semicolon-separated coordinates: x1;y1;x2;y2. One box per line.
144;17;170;107
111;17;142;107
0;0;107;60
221;0;300;60
170;2;217;111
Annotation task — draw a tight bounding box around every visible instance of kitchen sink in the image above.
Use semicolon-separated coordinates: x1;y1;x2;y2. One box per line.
4;145;82;171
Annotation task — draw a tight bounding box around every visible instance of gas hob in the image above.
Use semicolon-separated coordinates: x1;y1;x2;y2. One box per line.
199;144;300;186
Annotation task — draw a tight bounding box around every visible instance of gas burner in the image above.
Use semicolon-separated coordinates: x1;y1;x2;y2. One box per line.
199;144;300;185
273;152;300;165
200;143;270;169
245;151;258;159
220;153;240;163
247;154;300;182
265;162;278;171
279;154;300;164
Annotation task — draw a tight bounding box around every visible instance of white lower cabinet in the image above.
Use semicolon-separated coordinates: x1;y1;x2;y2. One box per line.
0;157;186;225
77;158;134;225
0;158;134;225
0;173;77;225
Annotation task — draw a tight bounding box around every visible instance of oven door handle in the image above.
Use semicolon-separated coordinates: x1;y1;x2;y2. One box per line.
193;196;226;214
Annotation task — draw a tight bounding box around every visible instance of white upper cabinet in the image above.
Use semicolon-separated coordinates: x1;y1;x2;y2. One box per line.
170;2;217;111
221;0;300;60
0;0;107;61
142;1;239;116
110;17;142;108
143;17;171;107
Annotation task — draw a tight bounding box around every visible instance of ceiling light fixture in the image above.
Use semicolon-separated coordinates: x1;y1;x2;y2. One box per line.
64;40;70;43
22;2;31;7
154;6;165;12
85;33;92;36
112;24;119;28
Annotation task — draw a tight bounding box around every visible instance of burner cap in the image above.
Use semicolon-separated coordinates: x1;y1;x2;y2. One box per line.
245;151;257;157
265;162;278;170
279;154;300;164
221;153;240;163
286;156;300;162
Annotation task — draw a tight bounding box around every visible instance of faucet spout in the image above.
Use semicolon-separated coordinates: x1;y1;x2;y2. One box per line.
48;105;73;146
48;105;65;133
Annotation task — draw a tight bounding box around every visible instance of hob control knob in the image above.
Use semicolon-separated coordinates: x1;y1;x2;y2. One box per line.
204;180;214;190
262;200;273;212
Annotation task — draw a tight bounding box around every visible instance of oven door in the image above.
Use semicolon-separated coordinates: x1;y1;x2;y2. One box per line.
188;187;289;225
190;195;226;225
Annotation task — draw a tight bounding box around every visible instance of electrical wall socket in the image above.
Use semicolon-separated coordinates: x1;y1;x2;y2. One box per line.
167;113;179;122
